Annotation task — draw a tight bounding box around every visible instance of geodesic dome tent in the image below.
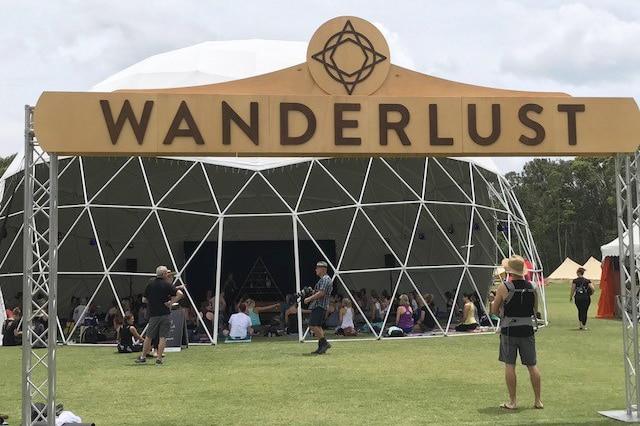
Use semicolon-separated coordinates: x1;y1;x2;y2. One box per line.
0;40;546;343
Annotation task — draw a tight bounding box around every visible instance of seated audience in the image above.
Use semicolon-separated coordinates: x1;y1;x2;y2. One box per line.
72;297;88;324
2;307;23;346
137;303;149;328
246;299;280;335
455;293;478;332
370;291;383;323
395;294;414;333
380;293;391;319
116;313;144;353
414;293;437;332
409;292;420;322
181;301;198;330
324;296;340;329
224;302;253;340
196;301;214;337
479;290;501;326
283;296;311;335
337;298;357;336
445;291;455;318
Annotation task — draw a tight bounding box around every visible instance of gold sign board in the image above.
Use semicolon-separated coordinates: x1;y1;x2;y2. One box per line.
34;16;640;157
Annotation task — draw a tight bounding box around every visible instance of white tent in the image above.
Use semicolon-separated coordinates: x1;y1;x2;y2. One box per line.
601;225;640;259
0;40;545;343
582;256;602;281
547;257;582;281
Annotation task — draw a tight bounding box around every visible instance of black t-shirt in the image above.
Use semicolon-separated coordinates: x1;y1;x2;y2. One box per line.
421;306;436;329
2;319;20;346
119;324;134;347
143;278;178;317
573;277;592;297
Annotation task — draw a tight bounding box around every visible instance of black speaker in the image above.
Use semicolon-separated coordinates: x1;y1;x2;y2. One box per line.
384;254;397;268
125;258;137;273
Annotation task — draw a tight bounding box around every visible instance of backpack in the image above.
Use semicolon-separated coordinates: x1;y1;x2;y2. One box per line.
81;325;98;343
386;326;404;337
575;279;591;299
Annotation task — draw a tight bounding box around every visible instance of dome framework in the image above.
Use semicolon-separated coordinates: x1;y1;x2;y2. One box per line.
0;147;546;345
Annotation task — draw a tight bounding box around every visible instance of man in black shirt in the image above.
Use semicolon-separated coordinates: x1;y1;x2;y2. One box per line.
492;254;543;410
135;265;183;365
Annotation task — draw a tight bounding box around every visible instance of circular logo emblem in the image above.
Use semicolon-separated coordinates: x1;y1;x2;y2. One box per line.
307;16;390;96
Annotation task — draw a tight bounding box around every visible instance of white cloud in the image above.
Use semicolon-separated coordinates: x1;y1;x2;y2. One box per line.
373;22;416;70
0;1;638;175
500;3;640;85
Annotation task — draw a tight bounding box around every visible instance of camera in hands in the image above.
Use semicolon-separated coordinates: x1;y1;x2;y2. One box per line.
295;286;314;302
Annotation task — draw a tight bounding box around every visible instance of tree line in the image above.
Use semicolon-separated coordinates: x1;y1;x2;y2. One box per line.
505;157;617;274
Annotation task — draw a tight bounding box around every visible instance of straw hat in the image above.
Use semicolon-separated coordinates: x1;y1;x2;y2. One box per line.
501;255;528;276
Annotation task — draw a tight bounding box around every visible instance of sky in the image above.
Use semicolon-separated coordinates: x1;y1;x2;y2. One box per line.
2;0;640;174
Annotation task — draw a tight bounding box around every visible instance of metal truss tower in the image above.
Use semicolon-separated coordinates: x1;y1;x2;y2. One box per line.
22;105;58;426
601;152;640;422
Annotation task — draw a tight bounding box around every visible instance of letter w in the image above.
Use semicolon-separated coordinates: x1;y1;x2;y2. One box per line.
100;100;154;145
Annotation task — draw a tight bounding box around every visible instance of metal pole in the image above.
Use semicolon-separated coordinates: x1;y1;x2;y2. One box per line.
600;152;640;422
22;105;57;426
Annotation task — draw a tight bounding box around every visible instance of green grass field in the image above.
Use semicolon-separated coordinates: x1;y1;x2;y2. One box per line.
0;283;628;425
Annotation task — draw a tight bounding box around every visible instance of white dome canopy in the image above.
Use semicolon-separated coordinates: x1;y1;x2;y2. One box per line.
89;39;500;175
91;40;309;92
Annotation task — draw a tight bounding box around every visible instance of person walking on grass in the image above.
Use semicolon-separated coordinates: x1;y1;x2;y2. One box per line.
492;254;543;410
304;261;333;354
135;265;183;365
570;267;595;330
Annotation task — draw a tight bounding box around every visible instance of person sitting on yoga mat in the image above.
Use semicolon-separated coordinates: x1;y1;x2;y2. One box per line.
455;293;478;332
224;302;253;340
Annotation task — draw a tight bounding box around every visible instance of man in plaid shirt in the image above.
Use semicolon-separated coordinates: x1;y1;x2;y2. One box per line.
304;261;333;354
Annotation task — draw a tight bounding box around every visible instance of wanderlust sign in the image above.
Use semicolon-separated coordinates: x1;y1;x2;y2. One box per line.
34;17;640;157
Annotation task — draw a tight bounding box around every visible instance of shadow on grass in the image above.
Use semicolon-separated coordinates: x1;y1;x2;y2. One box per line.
477;406;618;424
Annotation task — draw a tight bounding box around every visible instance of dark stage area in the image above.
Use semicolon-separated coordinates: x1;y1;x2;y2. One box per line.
184;240;336;306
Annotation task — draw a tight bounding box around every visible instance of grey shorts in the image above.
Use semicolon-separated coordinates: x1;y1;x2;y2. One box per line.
499;334;537;366
146;315;171;339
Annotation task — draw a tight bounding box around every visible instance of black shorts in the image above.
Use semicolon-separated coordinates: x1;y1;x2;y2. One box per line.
309;307;325;327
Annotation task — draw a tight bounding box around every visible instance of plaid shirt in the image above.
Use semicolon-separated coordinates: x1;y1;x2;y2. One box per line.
309;274;332;310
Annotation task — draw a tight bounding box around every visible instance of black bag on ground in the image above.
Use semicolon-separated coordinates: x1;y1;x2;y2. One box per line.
80;326;98;343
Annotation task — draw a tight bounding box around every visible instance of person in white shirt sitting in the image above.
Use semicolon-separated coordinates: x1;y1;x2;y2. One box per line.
224;302;253;340
72;298;88;324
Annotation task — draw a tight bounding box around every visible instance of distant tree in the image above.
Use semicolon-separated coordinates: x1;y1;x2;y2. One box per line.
0;153;16;178
507;157;616;274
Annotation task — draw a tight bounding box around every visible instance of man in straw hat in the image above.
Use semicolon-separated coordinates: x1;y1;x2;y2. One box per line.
492;254;543;410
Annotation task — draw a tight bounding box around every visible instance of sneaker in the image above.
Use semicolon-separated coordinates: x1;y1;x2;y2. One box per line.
155;358;163;365
0;418;8;425
317;341;332;354
134;356;147;364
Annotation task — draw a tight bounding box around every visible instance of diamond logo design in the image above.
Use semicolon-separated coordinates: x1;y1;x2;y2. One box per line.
307;17;390;96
